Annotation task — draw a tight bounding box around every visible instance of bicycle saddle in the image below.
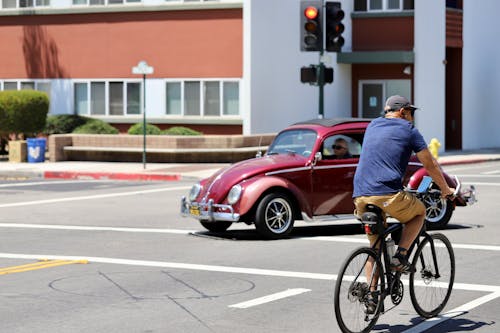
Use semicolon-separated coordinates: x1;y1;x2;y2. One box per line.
361;204;383;222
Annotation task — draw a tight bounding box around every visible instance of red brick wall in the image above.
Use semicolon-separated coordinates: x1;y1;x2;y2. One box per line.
0;8;242;79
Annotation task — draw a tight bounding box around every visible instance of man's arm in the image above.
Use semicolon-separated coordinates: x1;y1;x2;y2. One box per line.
416;148;454;198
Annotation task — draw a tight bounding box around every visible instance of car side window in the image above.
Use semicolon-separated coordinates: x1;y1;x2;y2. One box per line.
322;134;362;160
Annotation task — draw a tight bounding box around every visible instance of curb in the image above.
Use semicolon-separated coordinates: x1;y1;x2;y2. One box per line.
43;171;181;182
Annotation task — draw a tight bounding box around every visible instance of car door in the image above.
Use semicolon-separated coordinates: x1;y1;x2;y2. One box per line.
311;132;364;216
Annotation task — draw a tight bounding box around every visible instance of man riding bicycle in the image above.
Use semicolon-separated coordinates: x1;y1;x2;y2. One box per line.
353;95;454;273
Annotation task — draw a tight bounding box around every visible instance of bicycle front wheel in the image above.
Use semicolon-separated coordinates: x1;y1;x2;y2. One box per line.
409;233;455;318
334;247;384;333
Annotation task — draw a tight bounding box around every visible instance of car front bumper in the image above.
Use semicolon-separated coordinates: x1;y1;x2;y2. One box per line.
180;196;240;222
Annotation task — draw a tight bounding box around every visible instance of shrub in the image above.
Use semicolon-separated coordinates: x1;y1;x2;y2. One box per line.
0;90;49;138
72;119;119;134
128;123;162;135
162;126;202;136
45;114;89;135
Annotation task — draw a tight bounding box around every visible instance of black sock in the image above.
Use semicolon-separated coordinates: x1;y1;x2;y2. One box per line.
396;246;408;257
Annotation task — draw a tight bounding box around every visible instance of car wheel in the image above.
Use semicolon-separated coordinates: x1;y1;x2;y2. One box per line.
254;192;294;239
421;193;454;229
200;221;232;233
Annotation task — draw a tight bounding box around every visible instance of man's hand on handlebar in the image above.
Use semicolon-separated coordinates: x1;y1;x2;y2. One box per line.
441;187;455;199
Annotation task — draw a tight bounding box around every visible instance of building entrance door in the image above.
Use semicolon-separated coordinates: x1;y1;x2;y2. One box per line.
359;80;411;118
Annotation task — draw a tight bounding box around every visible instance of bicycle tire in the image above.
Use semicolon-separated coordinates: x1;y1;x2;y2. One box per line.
334;247;385;333
409;233;455;318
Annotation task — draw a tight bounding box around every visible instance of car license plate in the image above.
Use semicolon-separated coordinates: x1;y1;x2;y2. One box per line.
190;207;200;216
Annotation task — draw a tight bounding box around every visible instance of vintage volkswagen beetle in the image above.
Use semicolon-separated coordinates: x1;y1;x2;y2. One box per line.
181;118;474;239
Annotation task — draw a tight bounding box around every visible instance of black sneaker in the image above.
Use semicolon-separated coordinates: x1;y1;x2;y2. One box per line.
364;295;378;315
390;252;415;274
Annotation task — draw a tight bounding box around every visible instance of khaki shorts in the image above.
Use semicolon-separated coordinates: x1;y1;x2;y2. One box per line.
354;191;426;243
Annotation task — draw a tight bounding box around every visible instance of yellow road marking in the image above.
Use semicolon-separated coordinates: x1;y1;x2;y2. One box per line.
0;259;88;275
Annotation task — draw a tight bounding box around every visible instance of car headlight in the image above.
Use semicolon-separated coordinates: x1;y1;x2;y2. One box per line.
227;184;242;205
188;183;202;201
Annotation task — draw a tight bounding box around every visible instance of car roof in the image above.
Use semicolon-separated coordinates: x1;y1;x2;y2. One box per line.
293;118;372;127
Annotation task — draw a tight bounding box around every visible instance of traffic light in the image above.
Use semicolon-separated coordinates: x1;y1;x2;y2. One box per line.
325;1;345;52
300;1;322;51
301;65;334;85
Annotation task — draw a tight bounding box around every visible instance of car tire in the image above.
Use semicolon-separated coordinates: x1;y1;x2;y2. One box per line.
422;194;454;229
200;221;232;233
254;192;294;239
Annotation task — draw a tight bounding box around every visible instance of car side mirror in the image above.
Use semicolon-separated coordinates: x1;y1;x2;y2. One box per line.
313;151;322;165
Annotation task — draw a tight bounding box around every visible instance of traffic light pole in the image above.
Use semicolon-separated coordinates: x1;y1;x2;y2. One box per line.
318;51;325;119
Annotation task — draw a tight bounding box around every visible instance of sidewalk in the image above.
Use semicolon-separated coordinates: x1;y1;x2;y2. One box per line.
1;148;499;182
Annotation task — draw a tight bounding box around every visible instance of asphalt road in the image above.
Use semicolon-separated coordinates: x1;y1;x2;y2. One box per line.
0;161;499;333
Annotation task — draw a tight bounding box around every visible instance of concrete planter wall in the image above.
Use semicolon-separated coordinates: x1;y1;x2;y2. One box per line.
49;134;276;163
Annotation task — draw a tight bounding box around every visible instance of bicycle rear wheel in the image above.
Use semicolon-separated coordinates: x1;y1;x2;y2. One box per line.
409;233;455;318
334;247;384;333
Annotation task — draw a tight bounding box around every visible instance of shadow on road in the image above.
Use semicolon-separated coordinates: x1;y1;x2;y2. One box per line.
190;222;477;241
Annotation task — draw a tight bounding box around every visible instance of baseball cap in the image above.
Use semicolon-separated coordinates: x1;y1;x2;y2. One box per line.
384;95;418;112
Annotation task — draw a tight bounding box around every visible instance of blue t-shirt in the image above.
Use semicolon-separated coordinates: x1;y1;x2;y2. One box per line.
353;117;427;197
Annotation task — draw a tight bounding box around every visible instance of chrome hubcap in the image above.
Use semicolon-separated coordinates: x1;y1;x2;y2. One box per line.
265;198;292;233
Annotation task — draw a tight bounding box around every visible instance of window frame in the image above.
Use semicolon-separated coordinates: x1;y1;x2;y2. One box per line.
355;0;412;12
1;0;50;8
165;79;240;117
73;80;143;116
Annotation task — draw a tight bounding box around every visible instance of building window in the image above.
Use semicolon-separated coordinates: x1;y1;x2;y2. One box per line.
166;0;218;2
1;0;49;8
72;0;141;5
0;80;51;97
74;83;89;116
354;0;414;11
184;81;200;116
74;81;141;116
127;83;141;115
166;82;181;115
204;81;220;116
223;82;239;116
165;80;240;116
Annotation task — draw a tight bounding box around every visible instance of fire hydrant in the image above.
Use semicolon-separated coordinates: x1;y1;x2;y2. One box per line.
428;138;441;159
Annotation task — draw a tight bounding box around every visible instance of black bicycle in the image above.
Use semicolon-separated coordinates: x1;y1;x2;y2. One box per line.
334;176;457;333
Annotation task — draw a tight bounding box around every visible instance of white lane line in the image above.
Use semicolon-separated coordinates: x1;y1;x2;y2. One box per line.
402;292;500;333
462;182;500;186
297;236;500;252
228;289;311;309
482;170;500;175
0;180;92;188
0;186;190;208
2;223;500;253
0;253;336;281
453;174;500;178
0;223;196;234
1;253;499;293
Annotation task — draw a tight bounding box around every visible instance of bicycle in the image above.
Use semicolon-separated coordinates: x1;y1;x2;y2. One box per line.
334;176;458;333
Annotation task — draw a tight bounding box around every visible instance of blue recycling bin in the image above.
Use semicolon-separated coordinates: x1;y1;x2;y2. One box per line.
27;138;46;163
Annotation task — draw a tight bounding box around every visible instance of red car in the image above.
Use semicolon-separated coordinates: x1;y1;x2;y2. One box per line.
181;118;475;239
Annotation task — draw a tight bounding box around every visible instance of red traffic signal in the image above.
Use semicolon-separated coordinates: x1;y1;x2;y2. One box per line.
300;1;322;52
304;6;318;20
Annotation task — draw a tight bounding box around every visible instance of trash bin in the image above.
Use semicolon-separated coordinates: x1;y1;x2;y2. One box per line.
26;138;46;163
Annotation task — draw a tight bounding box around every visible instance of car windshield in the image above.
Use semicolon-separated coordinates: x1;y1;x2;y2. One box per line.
266;129;317;156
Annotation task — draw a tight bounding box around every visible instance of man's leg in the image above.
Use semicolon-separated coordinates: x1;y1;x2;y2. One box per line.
397;213;425;251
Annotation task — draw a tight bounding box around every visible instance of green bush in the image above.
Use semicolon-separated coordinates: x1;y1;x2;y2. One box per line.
128;123;162;135
45;114;89;135
0;90;49;137
72;119;119;134
162;126;202;136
